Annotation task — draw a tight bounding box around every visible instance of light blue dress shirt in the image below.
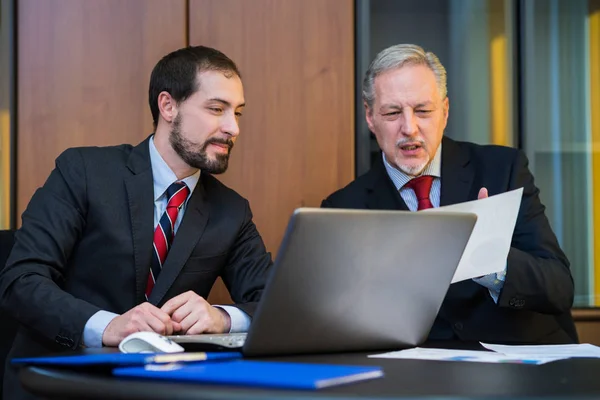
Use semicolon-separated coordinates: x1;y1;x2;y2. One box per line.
381;145;506;303
82;137;250;347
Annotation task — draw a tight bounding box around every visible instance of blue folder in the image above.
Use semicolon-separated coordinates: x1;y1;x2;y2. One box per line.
12;352;242;367
113;359;384;390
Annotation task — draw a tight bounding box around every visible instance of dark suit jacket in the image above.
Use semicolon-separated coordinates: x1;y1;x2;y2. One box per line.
0;137;272;399
322;137;576;345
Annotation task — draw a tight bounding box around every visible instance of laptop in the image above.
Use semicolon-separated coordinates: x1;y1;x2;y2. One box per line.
169;208;476;356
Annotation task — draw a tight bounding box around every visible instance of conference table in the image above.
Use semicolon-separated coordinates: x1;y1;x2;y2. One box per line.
18;341;600;399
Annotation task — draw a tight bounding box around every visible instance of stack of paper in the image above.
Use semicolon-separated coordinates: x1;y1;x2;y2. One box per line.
481;342;600;358
369;347;562;365
369;343;600;365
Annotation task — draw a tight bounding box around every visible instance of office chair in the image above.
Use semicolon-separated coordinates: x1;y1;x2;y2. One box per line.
0;230;16;399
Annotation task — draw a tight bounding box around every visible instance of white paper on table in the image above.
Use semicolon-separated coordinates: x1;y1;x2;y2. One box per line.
368;347;562;364
423;187;523;283
481;342;600;358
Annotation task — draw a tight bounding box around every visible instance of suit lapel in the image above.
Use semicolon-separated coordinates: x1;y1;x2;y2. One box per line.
440;137;475;206
438;138;480;301
125;137;155;304
149;179;209;305
366;157;409;211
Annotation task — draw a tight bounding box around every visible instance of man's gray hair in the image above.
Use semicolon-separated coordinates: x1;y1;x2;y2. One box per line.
363;44;447;109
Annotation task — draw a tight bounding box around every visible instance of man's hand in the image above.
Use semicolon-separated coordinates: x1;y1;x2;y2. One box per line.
102;302;180;347
161;291;231;335
478;187;489;200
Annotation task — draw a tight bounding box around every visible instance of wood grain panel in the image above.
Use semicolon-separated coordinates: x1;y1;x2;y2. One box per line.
575;321;600;345
573;308;600;345
189;0;355;304
17;0;187;216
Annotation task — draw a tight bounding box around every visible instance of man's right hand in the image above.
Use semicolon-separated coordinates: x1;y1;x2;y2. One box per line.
102;302;181;347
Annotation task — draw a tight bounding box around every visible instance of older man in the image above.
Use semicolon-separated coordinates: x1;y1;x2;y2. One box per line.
322;44;575;345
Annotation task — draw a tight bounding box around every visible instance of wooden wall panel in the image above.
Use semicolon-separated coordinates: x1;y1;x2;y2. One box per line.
189;0;355;303
573;309;600;345
575;321;600;345
17;0;187;216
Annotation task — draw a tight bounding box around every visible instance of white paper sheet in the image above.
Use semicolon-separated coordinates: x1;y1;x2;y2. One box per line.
481;342;600;358
368;347;562;364
423;188;523;283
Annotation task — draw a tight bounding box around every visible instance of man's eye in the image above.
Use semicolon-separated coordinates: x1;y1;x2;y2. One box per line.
235;112;243;117
383;112;400;116
416;110;432;114
210;108;223;113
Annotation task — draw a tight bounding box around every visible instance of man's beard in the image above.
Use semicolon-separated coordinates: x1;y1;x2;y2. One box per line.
396;159;430;176
394;138;430;176
169;115;234;174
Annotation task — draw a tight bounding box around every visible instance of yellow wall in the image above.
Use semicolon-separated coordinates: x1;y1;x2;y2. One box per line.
489;0;512;147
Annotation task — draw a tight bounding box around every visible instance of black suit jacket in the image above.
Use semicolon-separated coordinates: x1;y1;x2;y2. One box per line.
0;137;272;399
322;137;576;345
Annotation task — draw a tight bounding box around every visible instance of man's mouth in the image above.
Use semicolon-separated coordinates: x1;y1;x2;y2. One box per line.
399;143;423;151
206;139;234;153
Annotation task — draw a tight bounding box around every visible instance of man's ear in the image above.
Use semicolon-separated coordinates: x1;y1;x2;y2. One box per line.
158;91;177;124
365;102;375;132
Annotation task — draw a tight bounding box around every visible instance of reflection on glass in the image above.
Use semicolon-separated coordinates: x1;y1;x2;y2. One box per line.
521;0;598;306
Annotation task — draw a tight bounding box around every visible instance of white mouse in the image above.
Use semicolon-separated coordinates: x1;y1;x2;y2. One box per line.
118;331;185;354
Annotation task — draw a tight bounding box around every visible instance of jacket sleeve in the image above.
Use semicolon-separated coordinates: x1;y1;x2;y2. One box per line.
0;149;101;349
499;150;574;314
221;199;272;317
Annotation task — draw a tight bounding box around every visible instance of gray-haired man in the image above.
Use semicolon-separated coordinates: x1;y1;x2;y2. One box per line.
322;44;575;344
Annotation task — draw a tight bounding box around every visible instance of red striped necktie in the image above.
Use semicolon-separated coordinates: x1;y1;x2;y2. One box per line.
404;175;434;210
145;181;190;299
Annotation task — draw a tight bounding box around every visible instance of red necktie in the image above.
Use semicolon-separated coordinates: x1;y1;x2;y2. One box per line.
404;175;434;210
145;181;190;299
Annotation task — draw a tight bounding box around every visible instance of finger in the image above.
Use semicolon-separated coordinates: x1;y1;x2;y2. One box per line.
178;312;205;334
146;306;176;335
160;292;191;315
171;301;194;324
170;293;209;323
185;317;210;335
478;187;488;200
137;311;169;334
129;315;159;334
129;304;160;331
171;320;182;333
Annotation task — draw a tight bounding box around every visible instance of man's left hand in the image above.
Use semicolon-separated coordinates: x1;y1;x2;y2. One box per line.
161;291;231;334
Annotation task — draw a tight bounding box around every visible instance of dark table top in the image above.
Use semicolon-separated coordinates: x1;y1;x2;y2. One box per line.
18;342;600;400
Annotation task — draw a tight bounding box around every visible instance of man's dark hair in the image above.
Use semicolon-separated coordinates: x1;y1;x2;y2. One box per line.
148;46;241;128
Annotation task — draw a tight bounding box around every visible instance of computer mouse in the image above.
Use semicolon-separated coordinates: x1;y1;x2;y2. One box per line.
118;331;185;354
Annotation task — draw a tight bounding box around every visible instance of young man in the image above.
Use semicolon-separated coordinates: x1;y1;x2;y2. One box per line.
0;46;272;399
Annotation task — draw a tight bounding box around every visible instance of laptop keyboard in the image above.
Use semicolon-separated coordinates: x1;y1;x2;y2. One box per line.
168;333;247;349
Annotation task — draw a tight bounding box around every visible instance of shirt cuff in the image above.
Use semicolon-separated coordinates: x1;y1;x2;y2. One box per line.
83;310;119;348
214;305;251;333
473;266;507;304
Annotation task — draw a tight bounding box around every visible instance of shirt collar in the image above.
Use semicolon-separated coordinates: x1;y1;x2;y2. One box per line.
149;136;200;201
382;143;442;191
